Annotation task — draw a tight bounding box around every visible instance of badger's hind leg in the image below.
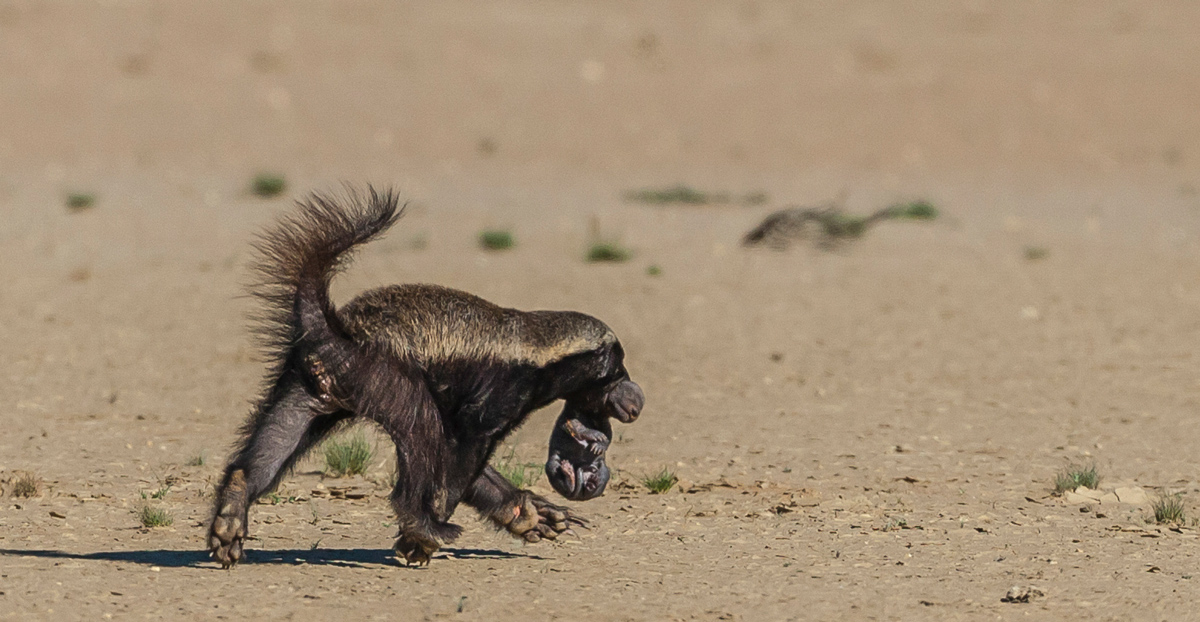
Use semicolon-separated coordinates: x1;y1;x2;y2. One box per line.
210;372;349;567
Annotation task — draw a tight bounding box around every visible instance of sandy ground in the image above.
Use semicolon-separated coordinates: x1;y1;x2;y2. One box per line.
3;1;1200;620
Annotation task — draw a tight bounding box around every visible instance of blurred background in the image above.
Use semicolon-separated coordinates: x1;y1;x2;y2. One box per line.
5;2;1199;203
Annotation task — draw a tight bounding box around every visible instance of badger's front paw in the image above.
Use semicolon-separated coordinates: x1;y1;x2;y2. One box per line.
503;492;586;543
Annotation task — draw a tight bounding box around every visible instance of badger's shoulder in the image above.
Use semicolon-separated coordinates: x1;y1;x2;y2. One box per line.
517;309;616;366
339;284;615;368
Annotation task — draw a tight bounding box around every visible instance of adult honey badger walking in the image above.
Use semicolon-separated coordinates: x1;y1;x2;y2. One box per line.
208;188;644;567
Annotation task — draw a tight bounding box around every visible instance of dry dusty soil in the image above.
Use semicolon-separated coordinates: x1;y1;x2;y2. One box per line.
3;2;1200;620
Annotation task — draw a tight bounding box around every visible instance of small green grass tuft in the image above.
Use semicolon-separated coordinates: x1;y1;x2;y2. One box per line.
625;186;767;206
492;447;540;488
1023;246;1050;261
478;229;515;251
185;452;207;467
642;467;678;494
251;173;287;198
819;212;869;238
1054;462;1100;494
646;264;662;276
1152;493;1186;525
264;491;299;505
891;199;938;220
625;185;713;205
10;472;38;498
742;191;769;206
138;505;174;528
323;432;374;477
65;193;96;211
587;241;632;263
407;233;429;251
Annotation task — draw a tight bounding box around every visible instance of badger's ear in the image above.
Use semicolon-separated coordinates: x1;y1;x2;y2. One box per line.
605;380;644;423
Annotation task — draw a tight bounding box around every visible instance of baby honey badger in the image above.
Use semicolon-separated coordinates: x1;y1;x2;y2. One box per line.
208;187;644;567
543;380;643;500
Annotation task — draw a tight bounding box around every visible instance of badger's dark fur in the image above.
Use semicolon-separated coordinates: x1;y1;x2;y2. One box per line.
208;187;644;567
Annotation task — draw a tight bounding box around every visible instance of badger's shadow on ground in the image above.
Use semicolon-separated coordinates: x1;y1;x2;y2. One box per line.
0;546;541;569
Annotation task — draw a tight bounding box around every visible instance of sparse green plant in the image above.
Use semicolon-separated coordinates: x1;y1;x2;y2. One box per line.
818;212;869;238
625;185;713;205
642;467;678;494
1054;462;1100;494
625;185;768;207
587;241;632;263
1152;493;1186;525
150;484;172;500
491;447;540;488
479;229;515;251
185;452;207;467
9;472;38;498
891;199;938;220
323;432;374;477
264;491;298;505
65;193;96;211
251;173;287;198
745;199;939;249
742;191;769;206
138;505;173;528
1024;246;1049;261
882;517;908;531
646;264;662;276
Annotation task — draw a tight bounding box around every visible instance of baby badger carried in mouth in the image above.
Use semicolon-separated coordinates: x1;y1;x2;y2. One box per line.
207;187;644;567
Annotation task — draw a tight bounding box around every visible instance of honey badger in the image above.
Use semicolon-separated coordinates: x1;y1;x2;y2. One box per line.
208;187;644;567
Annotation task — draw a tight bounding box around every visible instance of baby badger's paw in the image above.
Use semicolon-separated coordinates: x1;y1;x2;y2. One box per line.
208;470;250;568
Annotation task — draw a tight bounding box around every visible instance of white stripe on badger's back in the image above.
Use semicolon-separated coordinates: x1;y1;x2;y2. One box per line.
339;284;615;368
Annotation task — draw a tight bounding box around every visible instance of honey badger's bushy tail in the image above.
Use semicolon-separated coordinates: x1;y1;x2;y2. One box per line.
247;186;403;381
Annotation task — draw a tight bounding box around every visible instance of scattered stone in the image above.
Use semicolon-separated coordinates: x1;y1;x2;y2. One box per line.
49;511;66;519
1114;486;1149;505
1001;586;1044;603
684;479;737;493
310;486;368;500
770;490;822;514
1064;489;1100;505
1066;486;1147;505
